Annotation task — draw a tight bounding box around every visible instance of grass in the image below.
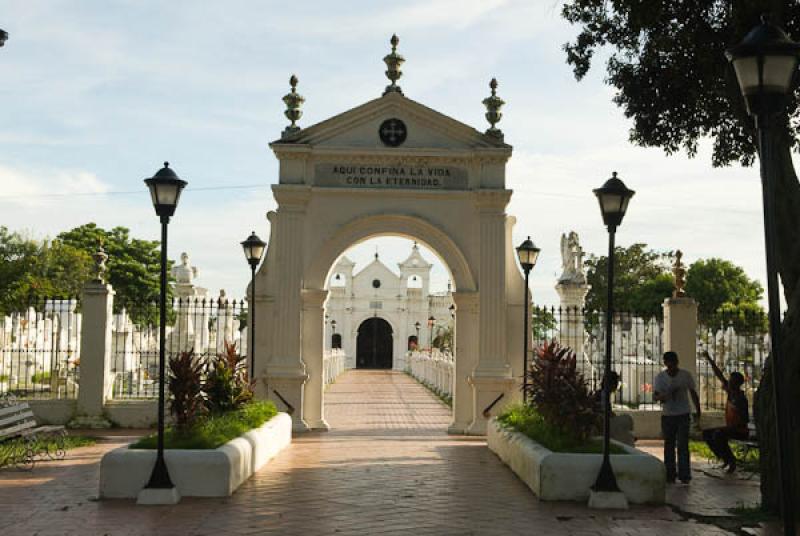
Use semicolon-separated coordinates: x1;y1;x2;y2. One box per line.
688;439;760;473
30;372;51;384
130;400;278;450
497;404;628;455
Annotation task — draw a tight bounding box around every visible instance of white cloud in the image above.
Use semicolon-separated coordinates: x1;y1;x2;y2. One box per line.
0;165;110;207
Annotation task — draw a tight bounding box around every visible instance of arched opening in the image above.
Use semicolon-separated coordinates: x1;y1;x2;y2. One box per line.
356;317;393;369
331;333;342;349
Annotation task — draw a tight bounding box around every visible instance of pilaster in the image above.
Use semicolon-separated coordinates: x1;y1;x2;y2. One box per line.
662;297;698;380
301;288;329;430
72;281;114;428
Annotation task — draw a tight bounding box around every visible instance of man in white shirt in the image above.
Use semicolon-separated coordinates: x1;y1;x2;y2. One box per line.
653;351;701;484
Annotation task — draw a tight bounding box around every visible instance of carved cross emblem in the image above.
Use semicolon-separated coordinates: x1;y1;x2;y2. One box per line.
379;118;407;147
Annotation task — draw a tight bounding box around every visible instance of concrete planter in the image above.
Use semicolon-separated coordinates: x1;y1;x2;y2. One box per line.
487;418;665;504
99;412;292;499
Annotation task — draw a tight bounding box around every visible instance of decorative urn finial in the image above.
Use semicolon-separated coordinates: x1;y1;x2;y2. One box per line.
92;242;109;284
383;34;405;96
482;77;505;140
672;250;687;298
282;74;305;139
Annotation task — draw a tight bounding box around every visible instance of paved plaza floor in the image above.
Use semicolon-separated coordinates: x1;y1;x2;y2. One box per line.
0;370;782;535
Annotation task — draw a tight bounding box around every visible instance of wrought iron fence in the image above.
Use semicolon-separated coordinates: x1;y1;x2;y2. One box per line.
696;309;768;411
111;297;247;399
0;298;81;399
531;306;664;409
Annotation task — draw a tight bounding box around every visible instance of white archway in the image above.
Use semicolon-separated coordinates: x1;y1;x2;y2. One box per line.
252;90;526;435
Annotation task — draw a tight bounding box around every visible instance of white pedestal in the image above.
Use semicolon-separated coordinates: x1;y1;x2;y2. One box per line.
588;490;629;510
136;487;181;505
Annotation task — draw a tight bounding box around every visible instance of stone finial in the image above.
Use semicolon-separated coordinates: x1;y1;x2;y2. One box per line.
92;243;109;284
382;34;405;96
673;250;687;298
482;78;505;140
281;74;305;139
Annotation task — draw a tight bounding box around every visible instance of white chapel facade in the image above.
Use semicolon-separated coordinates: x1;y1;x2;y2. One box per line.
325;244;455;371
253;35;527;435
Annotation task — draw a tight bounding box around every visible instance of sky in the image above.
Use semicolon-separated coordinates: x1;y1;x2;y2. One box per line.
0;1;781;306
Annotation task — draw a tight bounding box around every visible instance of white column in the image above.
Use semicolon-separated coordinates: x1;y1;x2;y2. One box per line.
662;297;698;380
302;288;329;430
468;191;515;435
72;281;114;428
449;291;478;434
259;186;311;432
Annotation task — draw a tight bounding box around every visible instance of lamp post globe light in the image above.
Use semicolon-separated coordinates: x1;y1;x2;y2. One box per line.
140;162;187;504
726;17;799;535
241;231;266;380
516;237;540;403
415;321;421;349
591;172;634;498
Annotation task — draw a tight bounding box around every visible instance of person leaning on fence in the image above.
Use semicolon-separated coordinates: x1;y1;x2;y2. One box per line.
700;350;749;473
653;351;701;484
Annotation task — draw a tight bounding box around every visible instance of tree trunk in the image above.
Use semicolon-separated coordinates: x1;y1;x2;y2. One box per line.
755;125;800;517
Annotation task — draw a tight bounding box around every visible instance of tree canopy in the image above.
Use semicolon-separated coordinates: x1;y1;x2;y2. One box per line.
584;244;764;322
584;243;674;317
57;223;171;325
0;227;91;314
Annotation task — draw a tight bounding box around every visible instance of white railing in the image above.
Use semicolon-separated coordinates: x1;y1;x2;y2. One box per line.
323;349;346;386
406;349;454;400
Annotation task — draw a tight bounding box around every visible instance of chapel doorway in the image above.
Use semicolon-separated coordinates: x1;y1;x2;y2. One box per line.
356;317;393;369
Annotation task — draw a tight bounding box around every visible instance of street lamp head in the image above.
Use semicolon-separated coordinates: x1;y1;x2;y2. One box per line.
726;15;800;118
516;236;540;273
0;29;8;47
331;319;336;330
414;321;420;330
144;162;187;220
593;172;635;230
241;231;267;268
427;315;435;328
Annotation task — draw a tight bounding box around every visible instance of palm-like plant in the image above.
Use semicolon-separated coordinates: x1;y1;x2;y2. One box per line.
168;349;205;432
204;341;253;414
523;341;599;442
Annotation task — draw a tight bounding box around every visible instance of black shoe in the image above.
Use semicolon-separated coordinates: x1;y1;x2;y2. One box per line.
726;460;736;474
679;479;691;485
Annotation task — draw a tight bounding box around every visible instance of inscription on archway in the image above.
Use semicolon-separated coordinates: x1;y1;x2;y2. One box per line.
315;163;468;190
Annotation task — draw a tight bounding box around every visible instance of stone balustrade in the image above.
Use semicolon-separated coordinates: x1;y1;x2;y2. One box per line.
405;349;454;400
323;349;346;386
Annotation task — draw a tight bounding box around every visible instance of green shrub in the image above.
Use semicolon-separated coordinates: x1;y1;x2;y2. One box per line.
498;404;627;454
523;341;600;442
168;349;205;432
130;400;278;450
204;341;253;414
31;371;52;384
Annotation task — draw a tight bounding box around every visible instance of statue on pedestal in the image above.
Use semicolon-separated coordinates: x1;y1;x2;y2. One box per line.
559;231;587;285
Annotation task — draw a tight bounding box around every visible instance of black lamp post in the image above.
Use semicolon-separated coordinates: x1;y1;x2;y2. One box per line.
427;315;435;357
726;17;799;535
415;321;421;350
241;231;266;380
592;171;634;494
331;319;337;349
0;29;8;47
142;162;187;496
516;236;540;403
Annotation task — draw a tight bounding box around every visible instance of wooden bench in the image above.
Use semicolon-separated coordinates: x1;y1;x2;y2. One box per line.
0;401;66;470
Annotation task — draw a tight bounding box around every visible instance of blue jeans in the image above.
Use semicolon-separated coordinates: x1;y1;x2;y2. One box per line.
662;414;691;482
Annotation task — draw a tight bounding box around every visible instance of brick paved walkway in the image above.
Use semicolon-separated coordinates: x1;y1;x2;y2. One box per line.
0;370;780;535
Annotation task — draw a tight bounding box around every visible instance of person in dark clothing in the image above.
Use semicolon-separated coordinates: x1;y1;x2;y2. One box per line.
700;350;750;473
